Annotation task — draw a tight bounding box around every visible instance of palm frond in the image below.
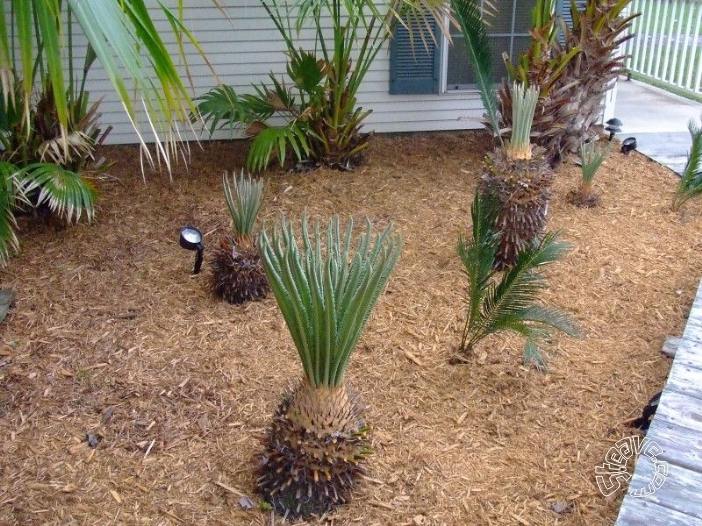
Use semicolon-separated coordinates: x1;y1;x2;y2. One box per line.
247;124;311;172
457;192;499;351
0;162;23;265
223;170;264;236
259;214;402;388
193;85;259;135
507;82;539;158
672;115;702;211
450;0;502;145
21;163;96;223
458;206;577;360
579;140;610;184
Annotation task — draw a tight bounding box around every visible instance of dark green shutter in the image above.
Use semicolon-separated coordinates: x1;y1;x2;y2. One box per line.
389;21;440;94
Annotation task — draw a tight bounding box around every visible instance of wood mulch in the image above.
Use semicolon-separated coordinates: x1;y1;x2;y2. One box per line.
1;131;701;525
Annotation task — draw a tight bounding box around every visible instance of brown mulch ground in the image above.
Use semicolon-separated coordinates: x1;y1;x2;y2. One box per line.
1;131;701;525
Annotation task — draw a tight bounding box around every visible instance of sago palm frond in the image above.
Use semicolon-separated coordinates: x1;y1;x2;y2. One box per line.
579;140;611;184
450;0;502;145
507;82;539;159
259;214;402;388
458;193;578;368
223;170;264;237
21;163;96;224
672;115;702;212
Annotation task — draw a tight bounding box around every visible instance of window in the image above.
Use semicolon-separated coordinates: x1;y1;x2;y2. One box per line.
445;0;536;91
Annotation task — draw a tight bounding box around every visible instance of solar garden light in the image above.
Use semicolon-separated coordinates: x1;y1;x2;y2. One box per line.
605;117;622;141
621;137;637;155
179;226;204;274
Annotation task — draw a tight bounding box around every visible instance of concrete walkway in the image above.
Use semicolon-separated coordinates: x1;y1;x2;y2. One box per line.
613;79;702;175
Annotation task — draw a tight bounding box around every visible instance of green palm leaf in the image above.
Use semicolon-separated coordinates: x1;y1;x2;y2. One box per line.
0;162;24;264
458;193;578;367
22;163;96;223
259;214;402;388
672;115;702;211
450;0;502;145
223;170;264;236
247;125;310;172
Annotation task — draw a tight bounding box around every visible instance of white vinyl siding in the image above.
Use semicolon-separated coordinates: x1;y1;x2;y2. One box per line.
74;1;486;145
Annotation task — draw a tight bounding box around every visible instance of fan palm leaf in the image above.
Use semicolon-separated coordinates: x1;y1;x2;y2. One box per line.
21;163;96;223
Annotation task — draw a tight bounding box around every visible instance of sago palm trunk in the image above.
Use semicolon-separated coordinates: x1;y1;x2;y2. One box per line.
257;379;370;519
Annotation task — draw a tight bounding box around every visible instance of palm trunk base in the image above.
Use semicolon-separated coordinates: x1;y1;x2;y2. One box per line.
257;380;370;520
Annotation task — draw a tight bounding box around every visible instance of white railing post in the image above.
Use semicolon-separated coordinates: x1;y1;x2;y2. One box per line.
652;0;669;80
686;3;702;92
675;0;695;87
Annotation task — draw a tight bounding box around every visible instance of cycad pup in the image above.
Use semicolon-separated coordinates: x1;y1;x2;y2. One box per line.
211;170;268;304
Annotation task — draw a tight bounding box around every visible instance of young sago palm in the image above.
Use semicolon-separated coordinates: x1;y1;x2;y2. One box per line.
257;214;402;519
480;82;555;269
569;140;610;207
457;193;578;369
672;116;702;212
211;170;268;304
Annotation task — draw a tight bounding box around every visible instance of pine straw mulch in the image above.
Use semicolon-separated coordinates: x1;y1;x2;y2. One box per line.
1;131;701;526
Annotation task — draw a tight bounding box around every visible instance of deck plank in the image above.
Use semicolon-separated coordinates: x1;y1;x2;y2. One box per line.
644;418;702;473
616;279;702;525
651;390;702;433
626;454;702;519
616;498;702;525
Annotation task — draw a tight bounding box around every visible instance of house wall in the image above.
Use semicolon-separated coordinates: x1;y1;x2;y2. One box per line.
78;1;485;145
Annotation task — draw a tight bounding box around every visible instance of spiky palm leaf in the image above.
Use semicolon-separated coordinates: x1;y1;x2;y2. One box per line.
257;214;401;518
450;0;502;144
672;116;702;212
569;139;610;207
223;170;264;238
546;0;637;163
212;170;268;304
458;193;578;369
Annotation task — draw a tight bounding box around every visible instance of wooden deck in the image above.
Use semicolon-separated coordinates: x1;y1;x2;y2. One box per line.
615;279;702;525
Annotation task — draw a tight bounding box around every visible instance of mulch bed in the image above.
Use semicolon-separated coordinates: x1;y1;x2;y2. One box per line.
1;131;701;525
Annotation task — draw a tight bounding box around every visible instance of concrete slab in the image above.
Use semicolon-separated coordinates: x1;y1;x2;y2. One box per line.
613;78;702;175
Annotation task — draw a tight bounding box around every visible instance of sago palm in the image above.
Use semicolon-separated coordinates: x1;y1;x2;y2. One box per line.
480;82;555;269
457;193;578;369
211;171;268;304
257;214;402;519
672;116;702;212
548;0;637;162
569;139;610;207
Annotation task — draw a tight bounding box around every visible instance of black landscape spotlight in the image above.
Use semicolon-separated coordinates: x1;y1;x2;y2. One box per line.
621;137;637;155
179;225;204;274
605;117;623;141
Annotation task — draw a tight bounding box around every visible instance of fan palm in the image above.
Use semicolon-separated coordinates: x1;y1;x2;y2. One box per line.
195;0;451;171
457;192;578;369
211;171;269;304
672;116;702;212
0;1;209;264
257;214;402;519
